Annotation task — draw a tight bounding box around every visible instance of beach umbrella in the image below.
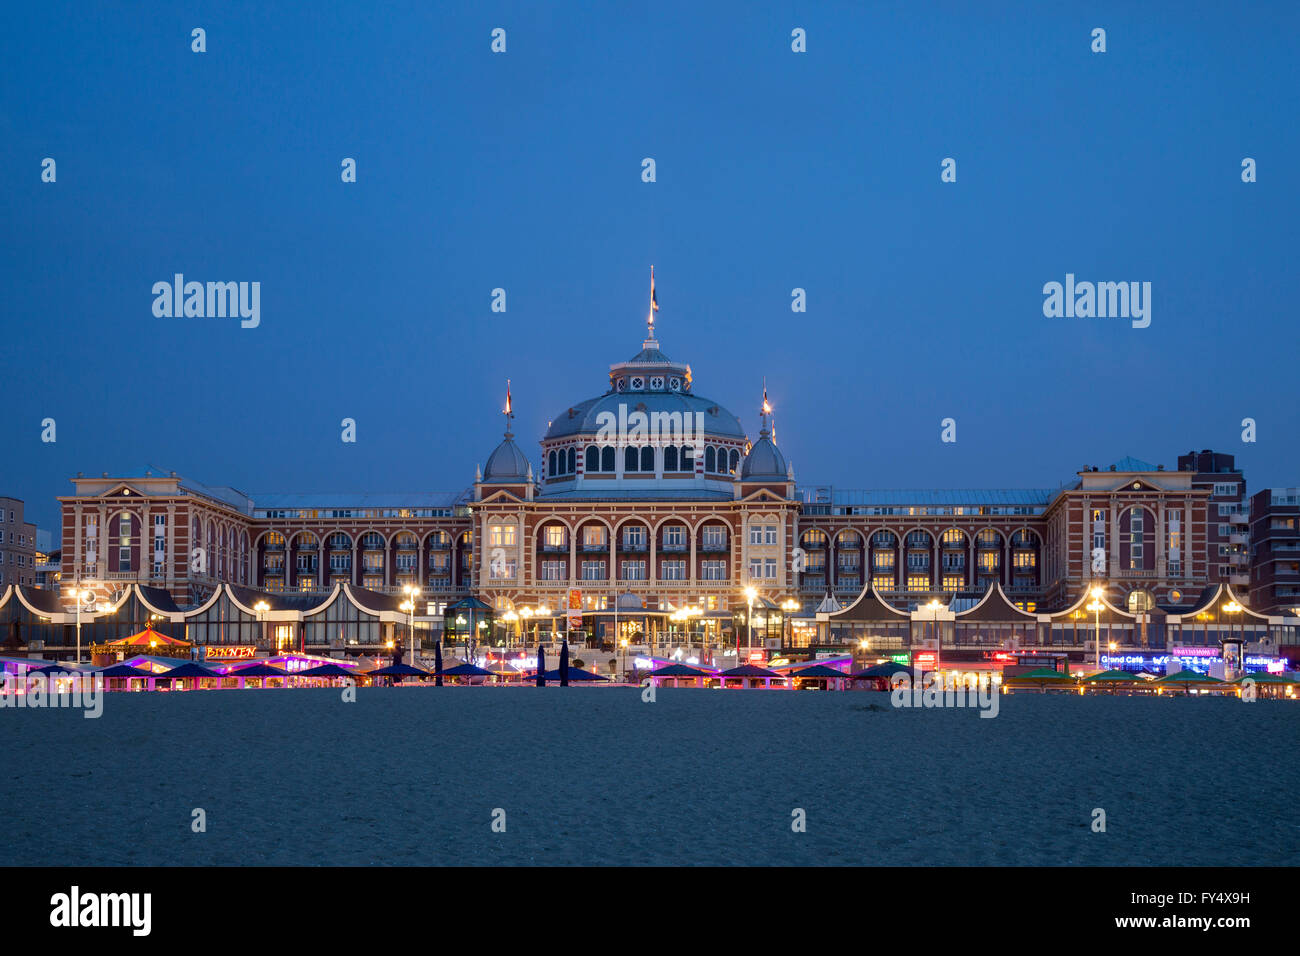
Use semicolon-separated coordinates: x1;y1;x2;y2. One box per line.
1232;671;1293;684
849;661;911;680
717;665;774;681
27;663;82;676
1081;669;1144;683
541;667;608;682
295;663;356;679
791;664;848;679
230;662;288;679
1153;670;1224;695
366;663;430;678
560;639;570;687
1155;669;1224;695
159;661;221;680
648;663;712;678
1003;668;1076;693
536;645;546;687
434;641;444;686
96;663;155;679
440;662;494;678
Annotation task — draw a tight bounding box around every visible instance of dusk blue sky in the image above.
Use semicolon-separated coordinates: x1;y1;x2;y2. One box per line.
3;2;1297;533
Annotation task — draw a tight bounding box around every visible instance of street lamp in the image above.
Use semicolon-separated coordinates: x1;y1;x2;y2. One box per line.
402;583;421;665
743;585;757;663
73;587;95;665
1222;601;1244;676
1087;586;1105;670
781;598;800;649
254;600;270;651
924;598;944;674
520;606;533;647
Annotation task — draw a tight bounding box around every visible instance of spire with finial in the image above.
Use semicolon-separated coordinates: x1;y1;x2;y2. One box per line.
503;379;514;438
759;379;773;435
644;265;660;347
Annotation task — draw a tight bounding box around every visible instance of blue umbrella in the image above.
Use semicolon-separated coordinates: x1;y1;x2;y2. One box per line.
536;645;546;687
295;663;356;679
560;639;570;687
96;663;156;679
366;663;430;678
440;662;494;678
159;661;221;680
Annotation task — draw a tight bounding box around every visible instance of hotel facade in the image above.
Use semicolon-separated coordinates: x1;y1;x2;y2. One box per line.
5;321;1295;665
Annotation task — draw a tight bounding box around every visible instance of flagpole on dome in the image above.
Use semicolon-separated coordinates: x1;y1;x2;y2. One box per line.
504;379;514;438
646;265;660;346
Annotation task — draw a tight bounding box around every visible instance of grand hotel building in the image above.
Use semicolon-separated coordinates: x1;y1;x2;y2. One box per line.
13;319;1291;663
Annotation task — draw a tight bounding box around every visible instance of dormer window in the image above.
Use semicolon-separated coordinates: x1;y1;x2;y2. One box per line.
650;376;664;390
630;377;644;390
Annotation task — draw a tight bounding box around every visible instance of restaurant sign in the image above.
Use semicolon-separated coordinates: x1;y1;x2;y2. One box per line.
202;645;257;660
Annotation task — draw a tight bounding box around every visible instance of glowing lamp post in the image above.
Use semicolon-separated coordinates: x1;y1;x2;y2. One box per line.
743;585;757;662
1087;586;1105;670
73;587;96;665
402;583;422;664
781;599;799;649
918;599;945;675
1222;601;1244;678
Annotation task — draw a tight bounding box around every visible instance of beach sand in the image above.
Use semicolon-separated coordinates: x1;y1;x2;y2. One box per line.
2;687;1294;866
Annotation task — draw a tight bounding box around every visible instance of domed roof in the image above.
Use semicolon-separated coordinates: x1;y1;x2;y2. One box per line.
483;431;531;482
544;391;745;441
740;427;787;480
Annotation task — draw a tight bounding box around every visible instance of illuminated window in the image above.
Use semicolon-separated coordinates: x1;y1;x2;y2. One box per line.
872;574;894;591
543;526;567;548
907;574;929;591
489;525;517;548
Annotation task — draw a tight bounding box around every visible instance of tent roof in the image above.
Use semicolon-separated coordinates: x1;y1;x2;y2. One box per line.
649;663;711;677
791;664;848;678
819;584;909;623
957;582;1038;622
104;624;190;647
718;664;782;678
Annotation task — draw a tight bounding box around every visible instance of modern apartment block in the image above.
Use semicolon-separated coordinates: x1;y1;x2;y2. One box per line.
1178;449;1249;589
1248;488;1300;617
0;497;40;589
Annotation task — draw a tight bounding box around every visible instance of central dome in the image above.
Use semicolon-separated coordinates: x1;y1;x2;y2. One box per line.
545;338;744;441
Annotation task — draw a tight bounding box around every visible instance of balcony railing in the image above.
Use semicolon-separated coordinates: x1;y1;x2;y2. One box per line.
660;542;688;552
699;541;729;552
540;543;569;552
619;541;648;552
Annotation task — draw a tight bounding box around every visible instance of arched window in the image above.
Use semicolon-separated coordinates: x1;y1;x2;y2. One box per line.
625;446;639;472
664;446;678;471
680;445;694;471
566;448;575;473
548;451;557;476
705;446;717;472
640;446;654;472
586;445;599;472
601;446;615;472
729;449;740;473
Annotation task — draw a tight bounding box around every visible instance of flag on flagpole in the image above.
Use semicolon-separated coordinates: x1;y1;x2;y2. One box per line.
761;379;772;416
505;380;513;417
651;266;659;313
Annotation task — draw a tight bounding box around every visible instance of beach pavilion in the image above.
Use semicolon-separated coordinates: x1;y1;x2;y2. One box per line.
647;662;713;688
716;663;786;689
